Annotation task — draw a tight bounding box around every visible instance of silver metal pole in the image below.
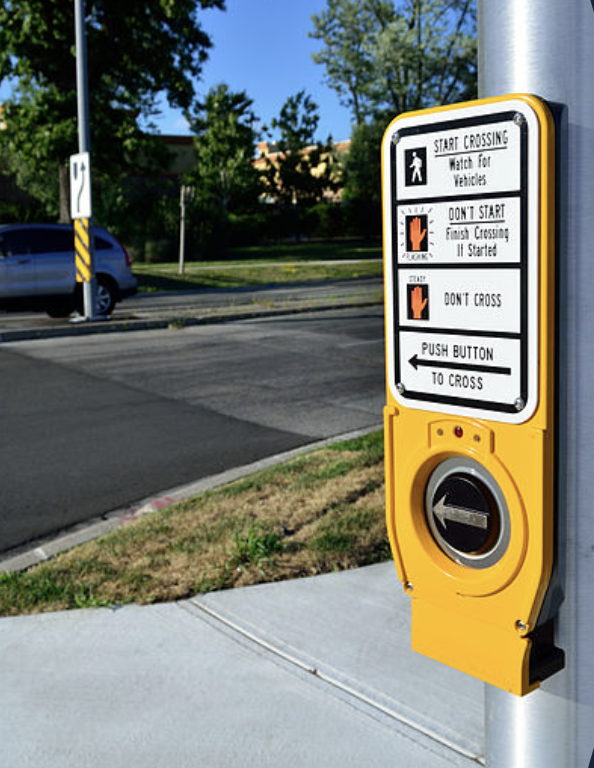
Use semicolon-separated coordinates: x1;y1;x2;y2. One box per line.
479;1;594;766
74;0;96;318
178;186;187;275
74;0;90;155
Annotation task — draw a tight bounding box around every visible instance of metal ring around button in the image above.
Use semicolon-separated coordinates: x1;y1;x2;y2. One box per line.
425;457;511;569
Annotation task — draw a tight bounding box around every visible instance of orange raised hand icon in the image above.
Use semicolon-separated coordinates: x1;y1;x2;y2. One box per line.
410;285;428;319
409;216;427;252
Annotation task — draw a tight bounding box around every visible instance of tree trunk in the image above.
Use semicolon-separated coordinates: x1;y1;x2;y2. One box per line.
58;163;70;223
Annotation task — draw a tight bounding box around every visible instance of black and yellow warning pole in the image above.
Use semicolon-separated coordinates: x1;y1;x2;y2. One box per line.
73;0;97;319
74;217;92;283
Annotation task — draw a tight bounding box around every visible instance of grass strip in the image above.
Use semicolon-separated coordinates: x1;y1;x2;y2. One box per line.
134;242;382;292
0;431;389;617
230;242;382;261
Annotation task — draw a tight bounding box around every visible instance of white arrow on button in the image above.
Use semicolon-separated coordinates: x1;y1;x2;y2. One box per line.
433;494;489;530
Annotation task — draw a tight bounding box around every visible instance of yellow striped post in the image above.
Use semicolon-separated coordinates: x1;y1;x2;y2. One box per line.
74;217;92;283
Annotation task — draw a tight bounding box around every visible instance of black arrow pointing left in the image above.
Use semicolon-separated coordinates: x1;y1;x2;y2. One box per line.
408;355;511;375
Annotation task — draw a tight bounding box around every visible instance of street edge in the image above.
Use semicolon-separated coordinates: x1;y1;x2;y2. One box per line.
0;296;382;344
0;425;383;574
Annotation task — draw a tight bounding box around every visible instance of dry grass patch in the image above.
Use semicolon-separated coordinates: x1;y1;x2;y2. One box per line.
0;431;389;616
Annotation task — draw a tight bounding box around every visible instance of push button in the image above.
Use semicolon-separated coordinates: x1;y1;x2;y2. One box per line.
425;458;510;568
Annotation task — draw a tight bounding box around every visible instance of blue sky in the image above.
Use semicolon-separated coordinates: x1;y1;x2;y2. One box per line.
152;0;353;142
0;1;353;143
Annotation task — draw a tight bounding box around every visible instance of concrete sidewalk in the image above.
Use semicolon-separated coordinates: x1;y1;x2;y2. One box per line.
0;563;484;767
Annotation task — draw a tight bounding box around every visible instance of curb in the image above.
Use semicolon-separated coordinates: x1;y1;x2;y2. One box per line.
0;425;383;574
0;296;383;344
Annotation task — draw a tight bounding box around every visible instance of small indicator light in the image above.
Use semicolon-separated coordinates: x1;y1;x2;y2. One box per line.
454;426;464;438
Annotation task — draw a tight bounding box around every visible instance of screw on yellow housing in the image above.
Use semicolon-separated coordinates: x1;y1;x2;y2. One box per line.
381;94;562;696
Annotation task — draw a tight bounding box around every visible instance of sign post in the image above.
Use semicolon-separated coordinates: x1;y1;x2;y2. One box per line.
72;0;97;319
478;0;594;766
178;185;195;275
382;94;561;696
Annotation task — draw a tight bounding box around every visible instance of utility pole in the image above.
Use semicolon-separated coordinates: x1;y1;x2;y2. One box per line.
178;185;195;275
73;0;97;319
479;1;594;765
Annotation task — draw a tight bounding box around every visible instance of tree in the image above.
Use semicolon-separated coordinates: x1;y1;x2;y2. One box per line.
0;0;223;220
189;84;261;215
341;114;389;236
185;83;262;254
310;0;477;125
310;0;476;239
263;91;337;208
262;91;338;240
309;0;379;127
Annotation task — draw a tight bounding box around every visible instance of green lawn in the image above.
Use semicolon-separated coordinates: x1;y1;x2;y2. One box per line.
134;241;383;293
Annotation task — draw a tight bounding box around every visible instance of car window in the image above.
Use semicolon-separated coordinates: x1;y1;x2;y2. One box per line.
31;228;74;255
0;228;74;256
94;236;113;250
0;230;30;256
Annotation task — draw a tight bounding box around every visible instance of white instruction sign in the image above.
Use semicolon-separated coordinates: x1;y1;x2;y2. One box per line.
69;152;92;219
382;98;542;423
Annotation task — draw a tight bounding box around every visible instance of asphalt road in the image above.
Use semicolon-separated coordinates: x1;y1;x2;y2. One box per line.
0;306;385;554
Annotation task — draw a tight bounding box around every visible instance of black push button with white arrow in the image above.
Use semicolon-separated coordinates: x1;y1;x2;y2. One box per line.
430;473;500;556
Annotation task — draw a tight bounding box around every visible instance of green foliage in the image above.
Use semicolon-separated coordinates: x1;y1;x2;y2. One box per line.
94;175;180;263
310;0;477;123
310;0;380;126
0;560;117;614
309;0;477;240
184;84;262;256
305;201;350;239
261;91;340;241
189;84;261;213
312;508;390;561
132;254;382;292
341;114;391;237
230;524;285;569
332;429;385;466
0;0;223;218
264;91;338;209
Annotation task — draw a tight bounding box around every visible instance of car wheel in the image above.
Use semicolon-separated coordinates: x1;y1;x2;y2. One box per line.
96;278;117;316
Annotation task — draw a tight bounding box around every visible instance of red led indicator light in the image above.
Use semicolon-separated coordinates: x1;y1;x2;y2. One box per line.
454;426;464;438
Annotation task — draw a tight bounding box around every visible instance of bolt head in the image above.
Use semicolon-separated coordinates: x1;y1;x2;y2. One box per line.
514;112;526;126
391;132;401;145
514;397;525;411
396;382;405;394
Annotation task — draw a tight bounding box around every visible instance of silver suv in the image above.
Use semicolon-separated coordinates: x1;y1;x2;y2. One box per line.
0;223;137;317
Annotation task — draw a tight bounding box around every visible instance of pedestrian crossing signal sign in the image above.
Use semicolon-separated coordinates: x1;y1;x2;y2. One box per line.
382;94;563;696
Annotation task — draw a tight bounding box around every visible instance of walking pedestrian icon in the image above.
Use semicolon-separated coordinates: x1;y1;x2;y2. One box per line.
405;147;427;186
